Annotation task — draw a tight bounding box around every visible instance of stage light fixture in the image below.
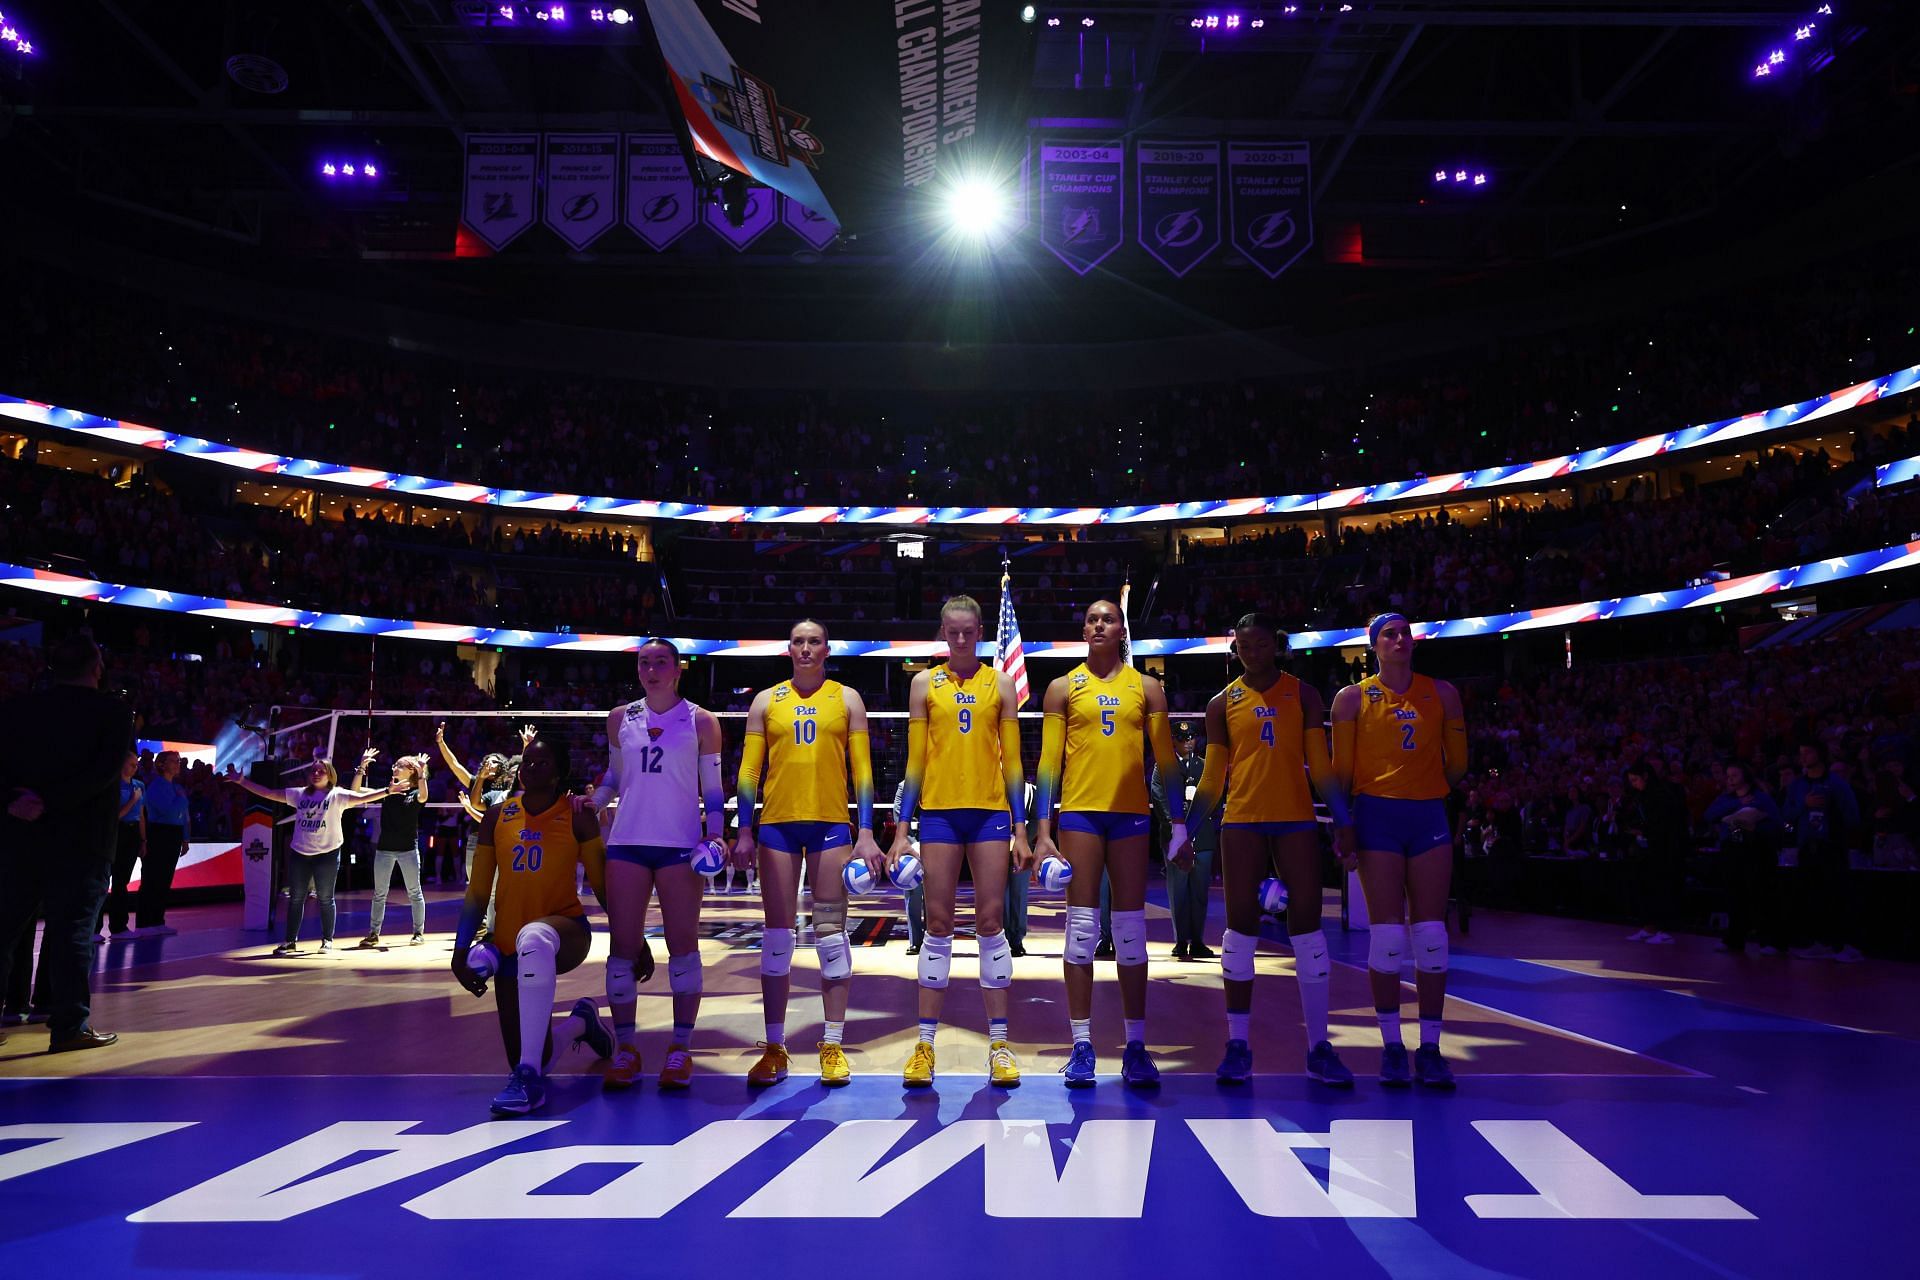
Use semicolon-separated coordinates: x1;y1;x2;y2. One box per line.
945;178;1010;237
1021;5;1036;21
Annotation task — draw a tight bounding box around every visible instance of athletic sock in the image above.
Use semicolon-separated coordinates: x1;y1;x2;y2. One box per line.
1070;1017;1092;1046
988;1017;1009;1044
917;1018;938;1046
1123;1018;1145;1045
614;1020;637;1048
1300;979;1331;1052
1226;1010;1251;1043
822;1020;845;1046
672;1022;695;1050
1420;1018;1442;1051
764;1021;785;1047
1376;1007;1403;1050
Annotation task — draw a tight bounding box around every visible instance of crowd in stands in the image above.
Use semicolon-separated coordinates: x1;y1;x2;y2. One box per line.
4;249;1916;512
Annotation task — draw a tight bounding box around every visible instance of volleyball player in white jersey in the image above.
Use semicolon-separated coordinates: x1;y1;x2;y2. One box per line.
591;638;726;1090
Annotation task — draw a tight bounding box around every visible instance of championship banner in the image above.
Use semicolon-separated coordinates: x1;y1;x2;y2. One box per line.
624;133;699;251
541;133;619;250
1228;142;1313;279
1038;141;1125;276
241;809;273;930
782;194;838;250
639;1;1028;238
1136;140;1221;278
703;184;777;250
461;134;540;252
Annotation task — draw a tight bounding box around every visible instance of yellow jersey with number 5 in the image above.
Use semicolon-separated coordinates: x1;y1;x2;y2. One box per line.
1223;673;1314;822
1062;663;1150;815
1352;673;1448;801
924;664;1008;812
762;679;850;824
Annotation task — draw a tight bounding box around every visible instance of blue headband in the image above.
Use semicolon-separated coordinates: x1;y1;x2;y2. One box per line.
1368;613;1409;649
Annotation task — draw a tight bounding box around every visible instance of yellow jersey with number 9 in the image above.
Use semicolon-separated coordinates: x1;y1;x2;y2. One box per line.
1062;663;1150;815
1352;673;1448;801
924;663;1008;812
491;793;584;943
1223;673;1314;822
762;679;850;824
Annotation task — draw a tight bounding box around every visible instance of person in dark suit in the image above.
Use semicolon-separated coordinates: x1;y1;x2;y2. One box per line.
0;634;134;1052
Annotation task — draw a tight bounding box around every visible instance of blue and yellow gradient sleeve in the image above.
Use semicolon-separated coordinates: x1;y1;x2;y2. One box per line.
1147;712;1187;822
1305;728;1351;826
1000;717;1027;824
700;752;726;840
1443;718;1469;787
1331;717;1358;816
1035;711;1066;822
580;837;607;903
1187;743;1228;833
454;842;496;955
895;717;926;828
849;729;875;832
735;730;766;834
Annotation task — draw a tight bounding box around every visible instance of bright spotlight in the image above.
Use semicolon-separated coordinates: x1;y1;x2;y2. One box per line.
946;179;1009;236
1021;4;1036;21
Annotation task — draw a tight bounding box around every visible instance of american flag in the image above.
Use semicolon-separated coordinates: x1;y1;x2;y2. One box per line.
995;566;1030;708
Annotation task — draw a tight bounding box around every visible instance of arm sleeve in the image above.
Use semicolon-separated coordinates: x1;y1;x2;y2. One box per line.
735;730;766;835
699;752;726;840
849;730;875;833
580;836;608;903
591;747;622;811
1331;717;1359;817
1187;744;1229;834
1000;718;1027;825
1305;730;1352;827
454;843;496;954
895;717;927;828
1147;712;1186;822
1442;718;1469;788
1035;712;1066;822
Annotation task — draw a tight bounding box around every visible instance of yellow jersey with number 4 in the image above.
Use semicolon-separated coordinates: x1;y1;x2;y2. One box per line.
1223;673;1314;822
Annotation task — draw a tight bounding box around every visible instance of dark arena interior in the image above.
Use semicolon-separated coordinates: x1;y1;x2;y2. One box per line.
3;3;1920;1276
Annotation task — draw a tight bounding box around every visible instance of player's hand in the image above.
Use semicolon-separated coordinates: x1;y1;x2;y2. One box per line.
1033;833;1061;865
854;831;887;880
886;829;914;867
732;829;757;865
519;724;537;747
1332;824;1359;871
635;939;656;984
451;954;487;998
1009;834;1037;873
1167;832;1195;870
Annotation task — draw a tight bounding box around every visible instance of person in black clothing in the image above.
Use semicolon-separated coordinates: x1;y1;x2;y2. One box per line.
1159;724;1216;960
0;635;135;1052
1623;761;1688;944
357;752;432;947
1705;762;1783;955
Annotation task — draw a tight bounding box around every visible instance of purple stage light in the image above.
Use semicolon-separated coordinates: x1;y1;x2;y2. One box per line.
610;6;631;22
363;162;378;177
1225;13;1240;30
1473;173;1487;186
1433;169;1447;182
1454;169;1467;182
1190;17;1203;27
321;162;337;177
1250;17;1264;28
497;5;514;19
1081;16;1094;27
1047;16;1061;27
1204;14;1218;28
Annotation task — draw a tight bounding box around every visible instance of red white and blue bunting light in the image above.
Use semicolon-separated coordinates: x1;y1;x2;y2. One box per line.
3;362;1913;528
4;539;1917;657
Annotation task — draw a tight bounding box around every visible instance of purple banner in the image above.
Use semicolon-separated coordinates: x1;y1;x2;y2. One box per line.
461;134;540;252
624;133;698;251
1136;141;1220;279
1038;141;1124;276
703;184;777;250
782;195;839;250
1228;142;1312;279
541;134;619;251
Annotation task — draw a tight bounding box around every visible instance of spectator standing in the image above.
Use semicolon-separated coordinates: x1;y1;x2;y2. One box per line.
100;752;145;938
134;750;190;936
1705;762;1782;955
1784;742;1863;962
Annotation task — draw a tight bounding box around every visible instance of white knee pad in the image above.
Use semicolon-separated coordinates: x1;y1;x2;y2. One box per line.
1063;904;1101;966
816;930;852;982
977;930;1013;989
1368;923;1408;975
605;955;637;1006
1291;929;1331;984
1221;928;1259;982
667;950;703;995
1411;920;1449;974
760;926;795;977
515;921;560;979
918;933;953;989
1112;909;1148;967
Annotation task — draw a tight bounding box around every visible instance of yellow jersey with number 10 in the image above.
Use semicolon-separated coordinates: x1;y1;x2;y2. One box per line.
1062;663;1150;815
762;679;851;825
1223;673;1314;823
1352;672;1448;801
924;664;1008;812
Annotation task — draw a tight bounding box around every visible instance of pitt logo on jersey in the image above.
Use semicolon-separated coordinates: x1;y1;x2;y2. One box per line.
795;706;817;717
1392;708;1420;722
1096;694;1121;708
1254;706;1276;720
953;692;977;705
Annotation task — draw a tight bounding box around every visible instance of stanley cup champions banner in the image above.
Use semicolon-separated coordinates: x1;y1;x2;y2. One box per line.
1228;142;1313;279
462;134;541;251
639;1;1028;236
1135;140;1221;278
1038;141;1125;275
541;134;620;250
625;133;699;250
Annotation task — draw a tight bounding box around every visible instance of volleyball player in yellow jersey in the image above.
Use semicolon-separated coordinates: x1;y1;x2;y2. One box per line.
1033;599;1186;1089
1185;612;1357;1087
450;738;618;1115
890;595;1035;1088
731;619;885;1087
1331;612;1469;1090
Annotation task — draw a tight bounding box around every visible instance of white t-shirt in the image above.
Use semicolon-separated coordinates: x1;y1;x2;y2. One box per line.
285;786;351;856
